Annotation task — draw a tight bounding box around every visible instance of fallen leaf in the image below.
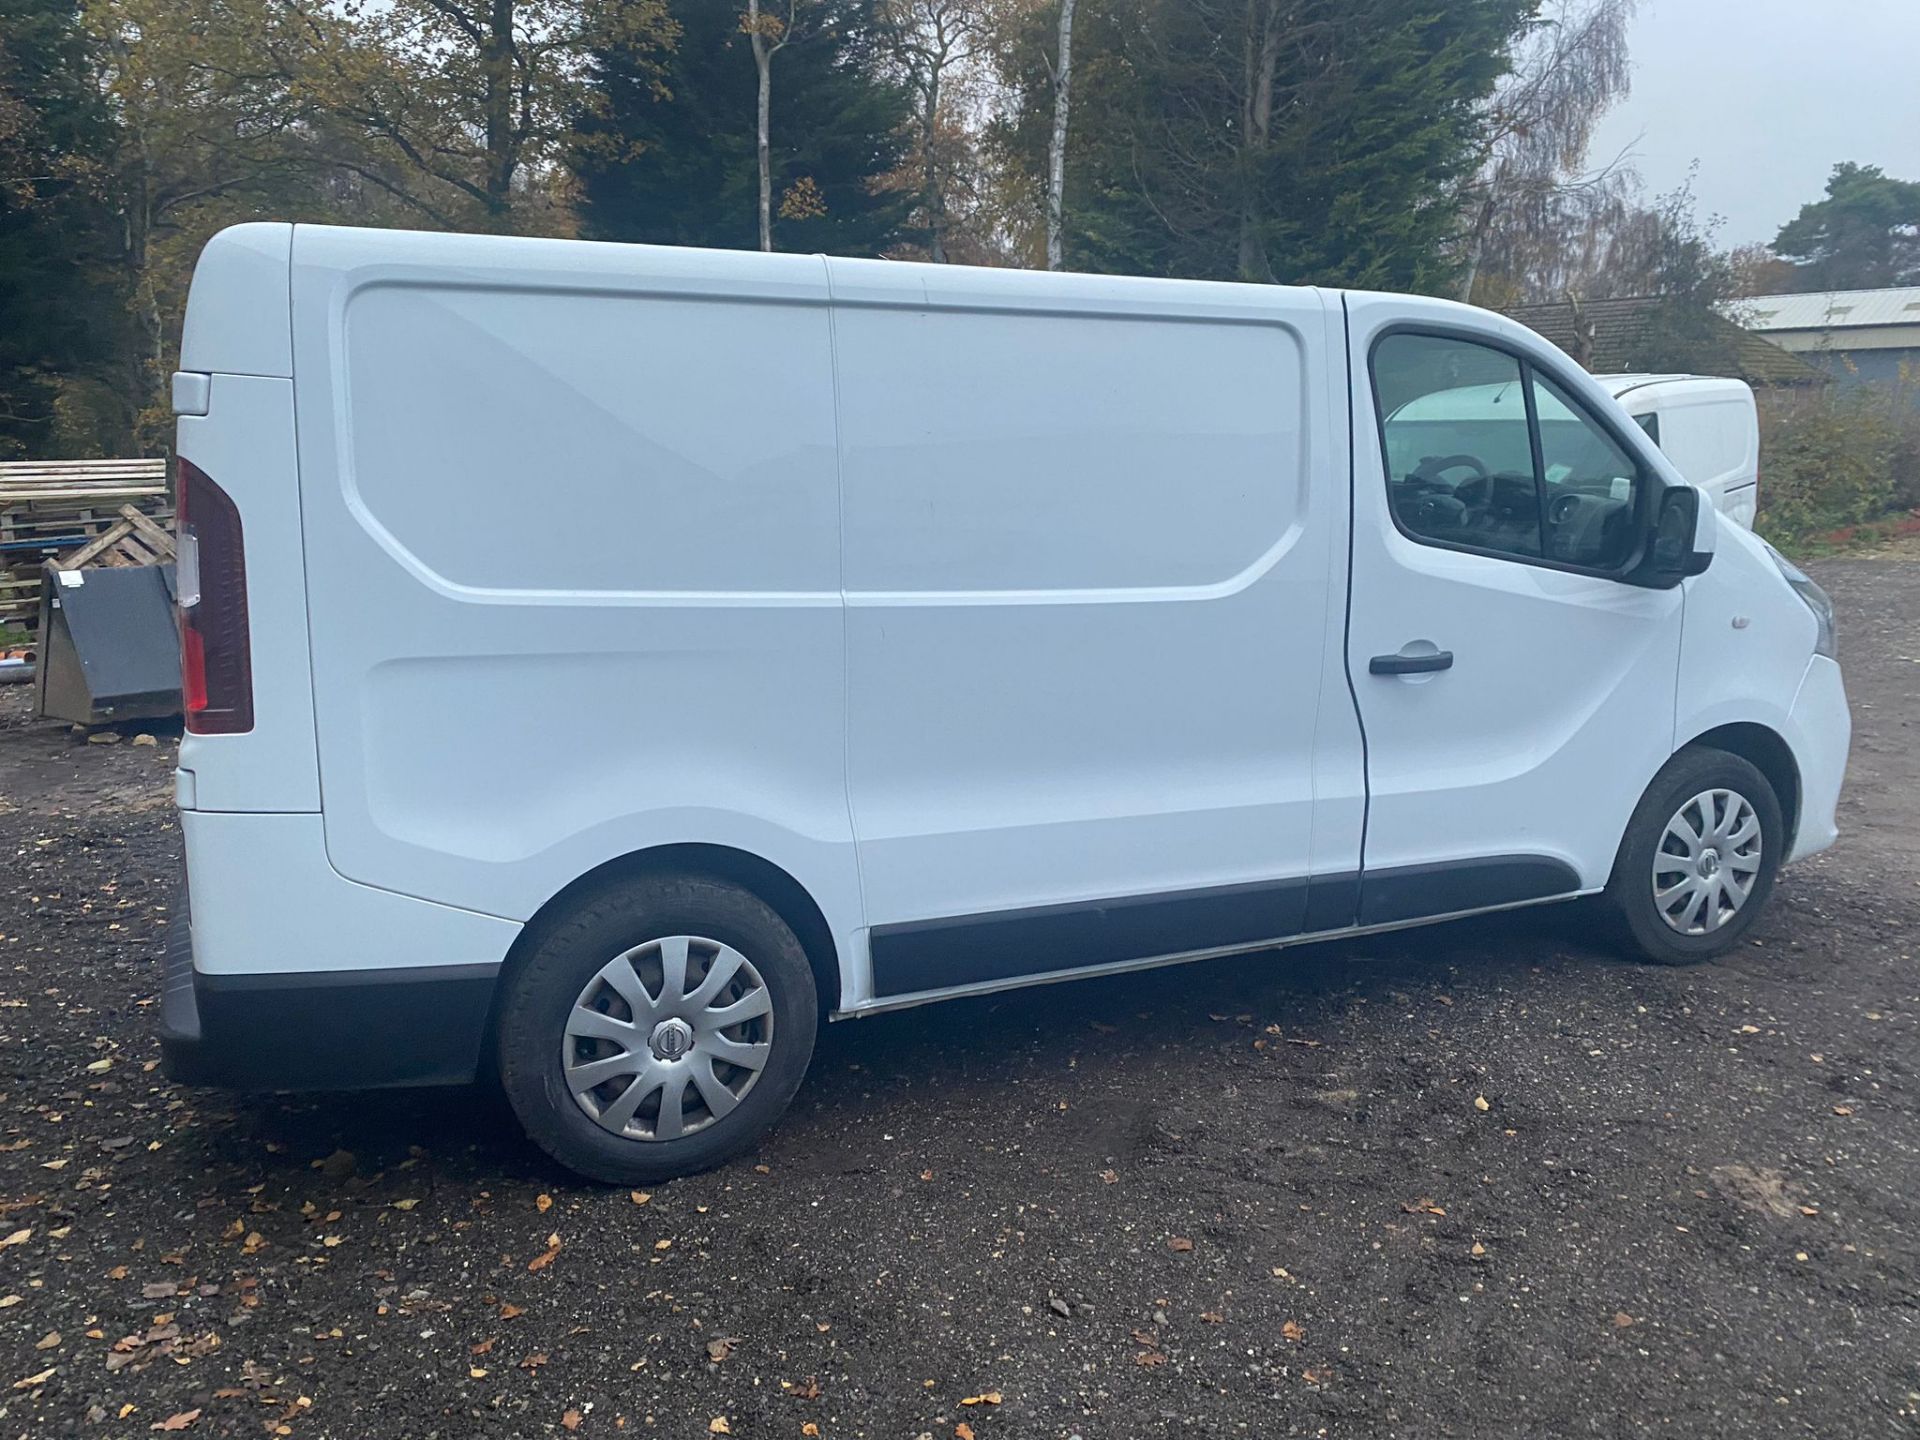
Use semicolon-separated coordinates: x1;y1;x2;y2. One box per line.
957;1425;976;1440
472;1338;496;1355
520;1353;549;1371
151;1410;200;1431
1470;1241;1487;1258
1167;1236;1194;1253
1613;1311;1635;1328
143;1283;177;1299
0;1229;30;1249
391;1199;420;1212
1401;1199;1446;1216
802;1427;819;1438
86;1058;113;1073
1099;1169;1118;1185
629;1191;650;1206
958;1392;1002;1407
241;1232;267;1255
562;1411;582;1432
1833;1106;1855;1117
708;1420;732;1435
40;1159;68;1171
500;1303;525;1319
536;1194;554;1214
653;1239;672;1252
12;1367;55;1391
1199;1311;1224;1324
920;1169;934;1182
1281;1319;1306;1342
1473;1096;1490;1112
528;1235;563;1272
469;1367;489;1379
789;1375;822;1399
706;1336;738;1363
34;1332;59;1350
0;1296;19;1308
1134;1351;1166;1368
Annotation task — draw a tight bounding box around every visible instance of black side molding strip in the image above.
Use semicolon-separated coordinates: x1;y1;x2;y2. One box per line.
870;876;1317;998
868;856;1581;998
1356;855;1581;928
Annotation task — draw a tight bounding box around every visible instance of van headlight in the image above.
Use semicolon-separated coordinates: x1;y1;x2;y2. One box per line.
1765;544;1836;659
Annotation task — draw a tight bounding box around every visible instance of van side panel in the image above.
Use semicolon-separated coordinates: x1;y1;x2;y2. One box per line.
826;259;1352;994
287;229;863;983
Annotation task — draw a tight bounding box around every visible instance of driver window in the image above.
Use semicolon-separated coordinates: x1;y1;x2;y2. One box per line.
1374;333;1542;559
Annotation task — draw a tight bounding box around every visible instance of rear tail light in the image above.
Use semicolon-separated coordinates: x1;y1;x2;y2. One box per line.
176;459;253;734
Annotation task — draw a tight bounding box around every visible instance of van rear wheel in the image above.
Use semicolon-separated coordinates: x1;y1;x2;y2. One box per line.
497;873;817;1184
1606;746;1783;966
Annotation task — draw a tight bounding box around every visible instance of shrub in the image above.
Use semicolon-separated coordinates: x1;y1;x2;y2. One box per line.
1757;384;1918;549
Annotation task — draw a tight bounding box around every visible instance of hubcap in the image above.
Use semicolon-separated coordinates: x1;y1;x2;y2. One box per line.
561;935;774;1142
1652;788;1762;936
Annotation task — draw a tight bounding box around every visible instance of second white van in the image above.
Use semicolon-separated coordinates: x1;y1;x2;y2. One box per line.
160;225;1850;1183
1599;374;1762;530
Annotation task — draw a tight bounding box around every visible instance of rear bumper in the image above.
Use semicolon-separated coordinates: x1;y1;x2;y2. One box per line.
159;881;500;1089
162;809;519;1090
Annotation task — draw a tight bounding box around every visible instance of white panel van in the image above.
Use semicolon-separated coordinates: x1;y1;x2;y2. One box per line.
1598;374;1761;530
161;225;1850;1183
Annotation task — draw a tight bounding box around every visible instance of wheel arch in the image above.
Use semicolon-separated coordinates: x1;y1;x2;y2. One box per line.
1679;722;1802;854
491;844;844;1036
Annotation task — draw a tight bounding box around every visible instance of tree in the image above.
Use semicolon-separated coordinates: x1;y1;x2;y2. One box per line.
0;0;124;456
1043;0;1071;270
1457;0;1635;303
1773;162;1920;292
277;0;675;234
744;0;799;251
576;0;911;256
999;0;1529;290
879;0;998;263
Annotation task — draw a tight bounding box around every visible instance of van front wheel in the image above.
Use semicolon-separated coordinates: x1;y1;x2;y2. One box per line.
497;873;818;1184
1606;746;1784;965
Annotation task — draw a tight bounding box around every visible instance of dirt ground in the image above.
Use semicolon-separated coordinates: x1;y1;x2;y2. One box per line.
1;551;1916;1440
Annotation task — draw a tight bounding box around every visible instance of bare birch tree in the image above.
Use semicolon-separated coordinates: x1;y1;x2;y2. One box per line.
744;0;806;251
1044;0;1074;269
1458;0;1636;302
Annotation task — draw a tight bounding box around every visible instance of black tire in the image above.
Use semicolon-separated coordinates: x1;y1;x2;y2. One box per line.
497;872;818;1184
1605;746;1784;966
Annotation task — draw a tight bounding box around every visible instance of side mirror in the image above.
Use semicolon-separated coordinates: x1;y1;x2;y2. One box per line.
1628;485;1713;588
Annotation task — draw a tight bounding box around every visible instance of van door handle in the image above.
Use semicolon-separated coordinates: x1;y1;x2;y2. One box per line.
1369;650;1454;676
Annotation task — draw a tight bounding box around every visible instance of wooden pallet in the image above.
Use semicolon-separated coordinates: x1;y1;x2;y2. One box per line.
0;459;173;630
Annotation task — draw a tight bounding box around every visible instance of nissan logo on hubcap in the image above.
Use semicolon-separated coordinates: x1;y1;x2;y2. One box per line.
650;1018;694;1062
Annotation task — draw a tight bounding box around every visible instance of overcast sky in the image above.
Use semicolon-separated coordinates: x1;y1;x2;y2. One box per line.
1584;0;1920;249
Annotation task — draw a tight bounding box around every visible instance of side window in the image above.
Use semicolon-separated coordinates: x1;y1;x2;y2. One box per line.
1373;332;1645;572
1632;411;1661;445
1532;372;1641;569
1374;333;1542;559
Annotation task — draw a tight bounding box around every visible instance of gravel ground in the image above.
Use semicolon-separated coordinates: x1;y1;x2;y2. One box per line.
0;551;1916;1440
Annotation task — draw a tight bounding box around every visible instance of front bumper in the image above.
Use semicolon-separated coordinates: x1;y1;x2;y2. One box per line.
1786;655;1849;863
159;870;502;1091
